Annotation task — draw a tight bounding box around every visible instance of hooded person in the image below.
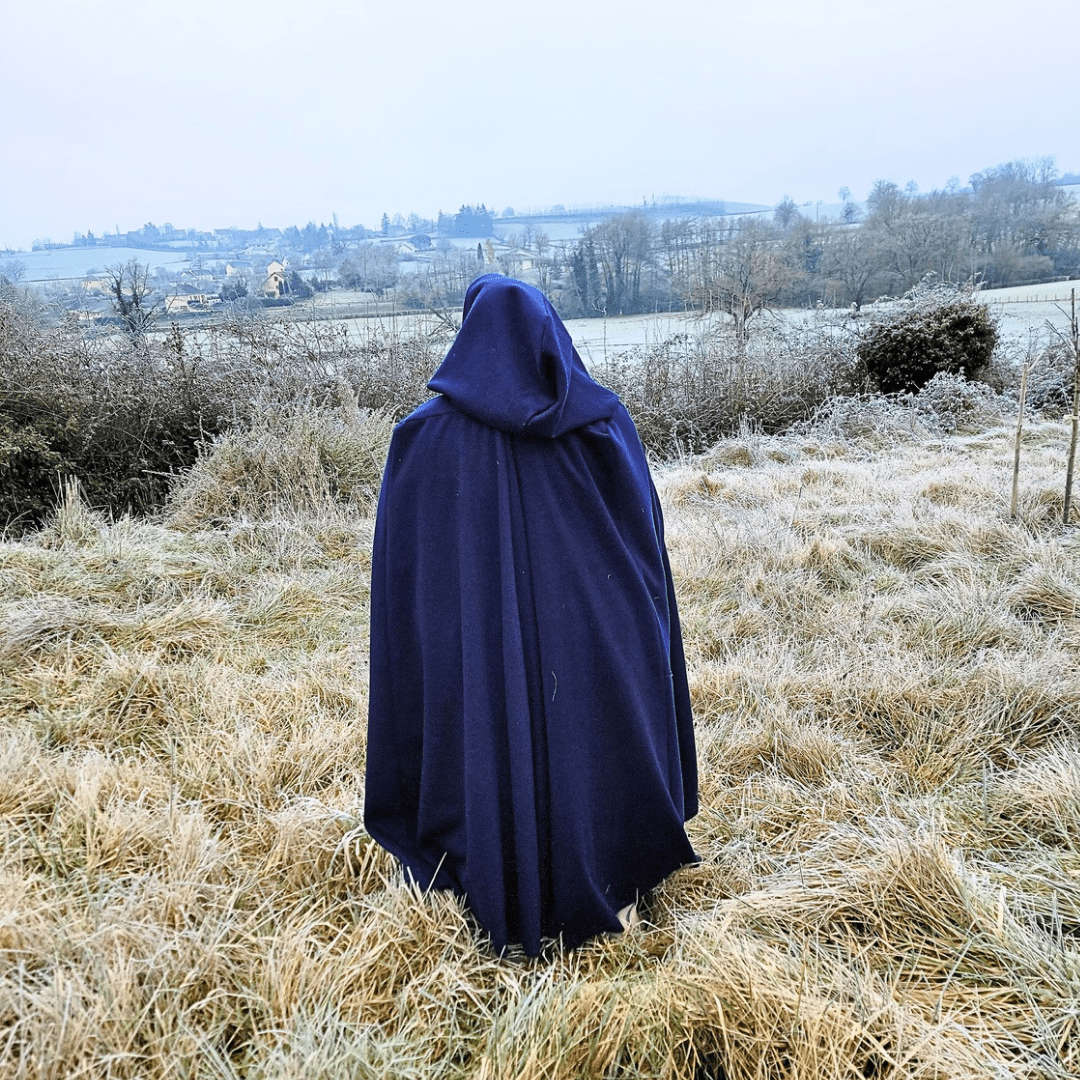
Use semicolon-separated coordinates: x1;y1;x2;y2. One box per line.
364;274;698;956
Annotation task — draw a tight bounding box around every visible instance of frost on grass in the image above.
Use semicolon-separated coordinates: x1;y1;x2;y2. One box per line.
3;420;1080;1078
166;398;394;530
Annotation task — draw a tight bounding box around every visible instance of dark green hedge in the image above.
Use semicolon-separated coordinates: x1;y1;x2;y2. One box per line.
857;293;999;394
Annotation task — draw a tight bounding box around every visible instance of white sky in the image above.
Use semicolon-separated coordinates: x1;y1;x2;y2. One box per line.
3;0;1077;250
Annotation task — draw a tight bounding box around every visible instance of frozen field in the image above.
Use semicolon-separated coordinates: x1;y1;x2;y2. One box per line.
4;246;190;282
267;280;1080;369
564;280;1080;363
974;280;1079;345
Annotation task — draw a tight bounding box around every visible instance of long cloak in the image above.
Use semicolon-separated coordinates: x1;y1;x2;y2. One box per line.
364;274;697;955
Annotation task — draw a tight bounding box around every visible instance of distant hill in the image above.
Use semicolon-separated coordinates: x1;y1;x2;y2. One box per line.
501;199;770;228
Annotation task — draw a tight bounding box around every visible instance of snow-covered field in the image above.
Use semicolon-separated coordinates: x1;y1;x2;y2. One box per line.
974;280;1079;345
4;246;190;282
564;280;1080;363
276;280;1079;368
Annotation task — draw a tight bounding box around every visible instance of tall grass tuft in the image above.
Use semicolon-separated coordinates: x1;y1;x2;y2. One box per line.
166;396;393;529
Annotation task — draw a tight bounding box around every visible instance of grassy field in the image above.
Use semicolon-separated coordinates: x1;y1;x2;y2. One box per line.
3;409;1080;1077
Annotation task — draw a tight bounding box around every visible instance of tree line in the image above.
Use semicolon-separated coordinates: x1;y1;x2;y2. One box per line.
42;157;1077;336
553;159;1079;327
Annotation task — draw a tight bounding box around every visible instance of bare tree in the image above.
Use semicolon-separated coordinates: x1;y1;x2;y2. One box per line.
587;212;656;314
773;195;802;230
0;259;26;287
822;223;888;311
692;220;796;347
105;260;157;340
533;231;555;293
0;259;28;304
338;244;399;295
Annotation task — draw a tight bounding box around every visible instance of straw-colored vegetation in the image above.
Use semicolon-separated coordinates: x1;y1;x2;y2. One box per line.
3;401;1080;1078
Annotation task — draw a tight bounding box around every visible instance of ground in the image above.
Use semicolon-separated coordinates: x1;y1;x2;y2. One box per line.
3;414;1080;1077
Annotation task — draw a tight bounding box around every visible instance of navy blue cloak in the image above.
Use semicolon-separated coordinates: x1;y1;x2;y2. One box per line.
364;274;697;956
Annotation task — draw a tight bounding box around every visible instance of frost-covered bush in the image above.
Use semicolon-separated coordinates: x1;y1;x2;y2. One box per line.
1024;342;1077;418
596;321;864;456
794;372;1012;444
793;394;936;445
908;370;1013;434
858;284;999;394
0;308;223;530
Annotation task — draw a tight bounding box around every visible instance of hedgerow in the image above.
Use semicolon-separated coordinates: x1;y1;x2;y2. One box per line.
1;297;1017;532
595;317;867;455
0;305;440;533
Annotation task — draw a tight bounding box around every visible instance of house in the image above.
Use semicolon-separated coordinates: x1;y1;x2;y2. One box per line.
262;260;288;297
165;283;214;314
495;247;536;276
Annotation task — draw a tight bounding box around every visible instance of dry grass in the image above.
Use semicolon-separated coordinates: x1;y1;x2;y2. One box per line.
164;396;394;530
4;415;1080;1078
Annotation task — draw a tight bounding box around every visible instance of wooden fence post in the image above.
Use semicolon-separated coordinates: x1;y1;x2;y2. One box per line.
1012;361;1030;519
1064;289;1080;525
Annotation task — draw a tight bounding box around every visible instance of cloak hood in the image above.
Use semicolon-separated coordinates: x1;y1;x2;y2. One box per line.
427;274;619;437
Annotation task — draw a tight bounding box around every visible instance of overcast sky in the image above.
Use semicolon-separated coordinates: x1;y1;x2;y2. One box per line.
3;0;1077;250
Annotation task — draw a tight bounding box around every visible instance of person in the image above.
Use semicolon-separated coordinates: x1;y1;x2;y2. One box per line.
364;274;697;956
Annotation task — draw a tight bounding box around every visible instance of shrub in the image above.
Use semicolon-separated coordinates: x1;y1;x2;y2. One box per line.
857;284;999;394
0;309;236;529
910;370;1013;434
794;371;1013;445
1024;342;1077;417
0;413;73;531
595;319;864;456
